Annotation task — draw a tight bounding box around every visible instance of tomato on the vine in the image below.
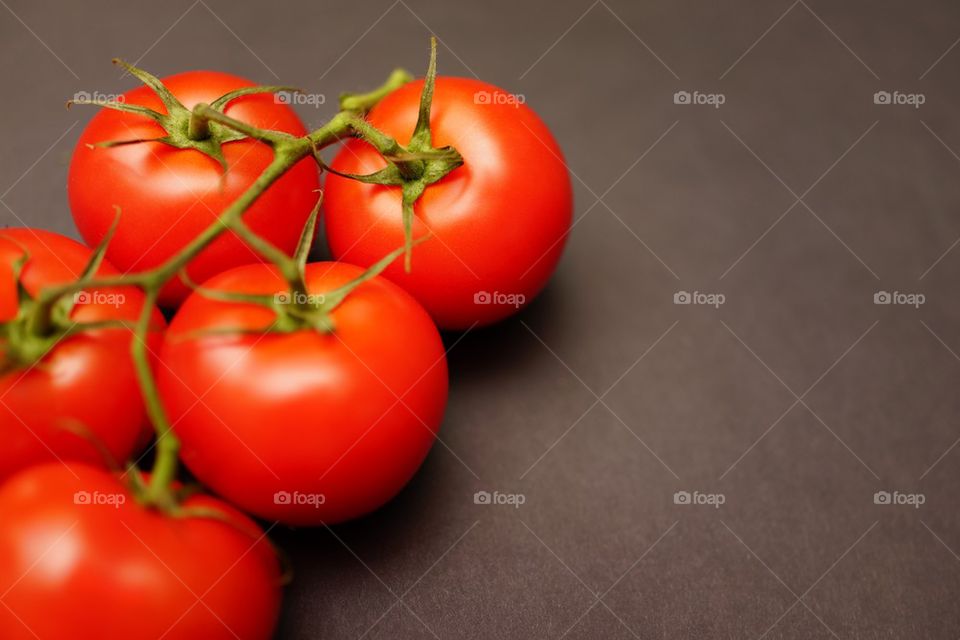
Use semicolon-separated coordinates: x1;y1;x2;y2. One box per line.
323;77;573;329
68;69;320;307
156;261;448;525
0;228;164;481
0;463;281;640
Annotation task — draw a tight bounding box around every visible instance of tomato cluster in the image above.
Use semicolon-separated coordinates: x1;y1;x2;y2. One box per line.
0;43;570;639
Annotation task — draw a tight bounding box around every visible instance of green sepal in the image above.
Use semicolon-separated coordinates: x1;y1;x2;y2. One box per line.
210;85;301;111
0;234;35;309
408;37;438;150
295;194;323;271
55;209;121;322
177;268;278;307
400;181;426;271
66;98;164;122
113;58;182;112
319;237;426;314
166;323;285;344
72;59;297;173
333;37;464;273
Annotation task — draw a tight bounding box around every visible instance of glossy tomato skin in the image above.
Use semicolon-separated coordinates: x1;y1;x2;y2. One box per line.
0;229;164;481
68;71;320;307
0;463;281;640
324;77;573;330
157;261;448;525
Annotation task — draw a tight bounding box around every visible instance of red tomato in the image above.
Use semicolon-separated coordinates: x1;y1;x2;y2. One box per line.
0;229;164;481
156;261;448;525
0;463;281;640
324;77;573;329
68;71;320;307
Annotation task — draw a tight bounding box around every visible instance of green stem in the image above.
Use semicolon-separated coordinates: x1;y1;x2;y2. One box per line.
35;64;422;310
231;219;309;305
130;288;178;505
22;296;57;338
192;103;292;145
339;68;412;112
152;146;307;285
342;115;423;180
20;65;416;509
187;105;212;141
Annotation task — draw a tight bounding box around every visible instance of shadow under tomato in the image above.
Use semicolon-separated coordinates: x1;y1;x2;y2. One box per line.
266;275;572;636
441;275;569;387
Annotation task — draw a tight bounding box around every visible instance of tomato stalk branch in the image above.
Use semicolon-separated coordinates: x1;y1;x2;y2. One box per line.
53;67;413;508
19;54;434;510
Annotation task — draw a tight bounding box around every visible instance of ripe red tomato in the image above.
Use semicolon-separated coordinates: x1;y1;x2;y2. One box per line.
156;261;448;525
68;70;320;307
0;229;164;481
323;77;573;329
0;463;281;640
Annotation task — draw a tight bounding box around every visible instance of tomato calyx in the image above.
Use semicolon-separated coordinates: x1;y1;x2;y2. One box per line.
119;466;223;519
0;303;66;373
66;59;299;173
180;201;421;338
318;38;464;272
0;224;134;373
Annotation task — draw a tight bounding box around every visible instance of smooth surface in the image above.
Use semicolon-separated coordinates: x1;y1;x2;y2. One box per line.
2;0;960;638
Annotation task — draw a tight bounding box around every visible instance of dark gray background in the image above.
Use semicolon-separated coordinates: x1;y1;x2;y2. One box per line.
4;0;960;637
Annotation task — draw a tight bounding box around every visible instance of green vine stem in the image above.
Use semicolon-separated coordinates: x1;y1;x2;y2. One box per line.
340;68;413;111
9;40;463;513
22;64;416;510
